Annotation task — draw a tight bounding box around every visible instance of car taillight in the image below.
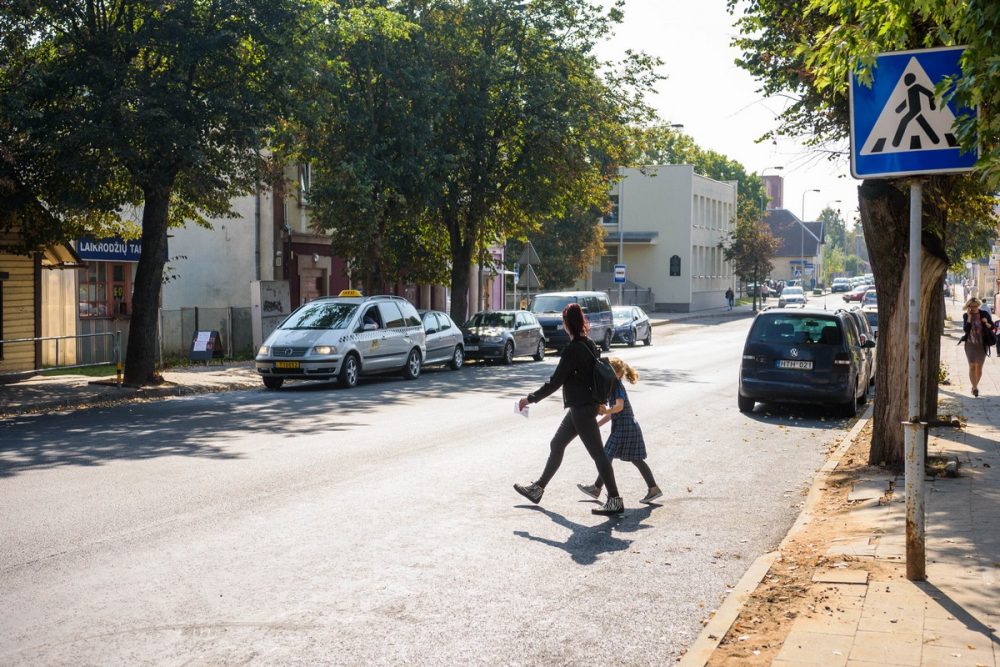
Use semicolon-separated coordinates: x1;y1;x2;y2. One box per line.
833;352;852;372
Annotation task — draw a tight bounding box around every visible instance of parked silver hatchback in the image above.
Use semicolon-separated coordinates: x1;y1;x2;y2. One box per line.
256;291;426;390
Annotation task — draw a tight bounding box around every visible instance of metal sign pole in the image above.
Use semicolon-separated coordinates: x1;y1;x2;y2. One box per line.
904;180;926;581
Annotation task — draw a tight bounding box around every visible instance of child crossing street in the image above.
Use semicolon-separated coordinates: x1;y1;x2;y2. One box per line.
577;357;661;504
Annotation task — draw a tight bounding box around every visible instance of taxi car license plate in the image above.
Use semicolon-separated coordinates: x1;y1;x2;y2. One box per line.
275;361;300;369
465;345;479;352
777;359;812;370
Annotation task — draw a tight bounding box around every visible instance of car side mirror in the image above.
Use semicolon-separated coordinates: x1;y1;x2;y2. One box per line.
863;339;876;349
363;323;378;332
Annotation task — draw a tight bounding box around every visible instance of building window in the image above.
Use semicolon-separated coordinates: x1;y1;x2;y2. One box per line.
78;262;132;318
604;195;619;226
670;255;681;277
600;252;618;273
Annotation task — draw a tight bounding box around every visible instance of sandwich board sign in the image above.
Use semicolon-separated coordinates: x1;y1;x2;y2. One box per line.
850;47;976;179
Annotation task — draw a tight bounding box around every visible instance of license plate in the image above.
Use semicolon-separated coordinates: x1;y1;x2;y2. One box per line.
465;345;479;352
777;359;812;370
275;361;300;369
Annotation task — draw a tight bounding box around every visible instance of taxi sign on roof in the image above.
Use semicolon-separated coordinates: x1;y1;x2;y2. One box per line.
338;289;363;297
849;47;977;179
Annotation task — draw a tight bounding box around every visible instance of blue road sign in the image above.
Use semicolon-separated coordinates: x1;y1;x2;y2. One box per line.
850;47;976;179
613;263;626;284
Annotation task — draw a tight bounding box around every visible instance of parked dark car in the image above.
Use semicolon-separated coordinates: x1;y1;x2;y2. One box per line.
745;282;770;298
738;308;875;416
420;310;465;370
463;310;545;364
611;306;652;346
529;291;614;352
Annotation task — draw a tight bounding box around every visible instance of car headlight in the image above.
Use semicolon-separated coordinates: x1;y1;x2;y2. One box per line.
483;336;503;343
257;345;269;356
312;345;336;355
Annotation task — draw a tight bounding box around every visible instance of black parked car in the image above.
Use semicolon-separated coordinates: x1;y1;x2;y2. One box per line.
463;310;545;364
738;308;874;416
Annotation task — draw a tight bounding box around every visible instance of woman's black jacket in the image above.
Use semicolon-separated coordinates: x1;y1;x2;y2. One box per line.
527;337;599;408
962;309;994;352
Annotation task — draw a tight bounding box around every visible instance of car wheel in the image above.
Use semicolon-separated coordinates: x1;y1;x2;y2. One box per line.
532;339;545;361
502;341;515;365
339;353;360;388
858;383;869;405
402;348;422;379
602;330;612;352
449;345;464;370
737;393;755;413
643;326;652;346
262;376;284;390
627;327;637;347
840;391;859;418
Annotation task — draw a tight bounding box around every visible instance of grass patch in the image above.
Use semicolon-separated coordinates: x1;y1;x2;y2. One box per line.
40;364;117;378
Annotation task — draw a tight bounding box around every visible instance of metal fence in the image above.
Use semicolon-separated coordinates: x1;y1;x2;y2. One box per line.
604;287;655;309
158;306;254;360
0;331;121;379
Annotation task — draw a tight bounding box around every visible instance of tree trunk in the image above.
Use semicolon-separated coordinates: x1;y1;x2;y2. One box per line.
860;180;948;467
123;183;171;386
446;208;473;325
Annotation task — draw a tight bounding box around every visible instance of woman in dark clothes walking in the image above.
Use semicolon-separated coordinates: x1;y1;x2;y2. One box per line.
961;297;993;397
515;303;624;515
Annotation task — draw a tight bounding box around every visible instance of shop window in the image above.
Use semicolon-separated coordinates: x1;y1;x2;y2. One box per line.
79;262;132;318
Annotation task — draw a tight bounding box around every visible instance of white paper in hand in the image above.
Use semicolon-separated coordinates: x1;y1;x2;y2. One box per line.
514;401;529;418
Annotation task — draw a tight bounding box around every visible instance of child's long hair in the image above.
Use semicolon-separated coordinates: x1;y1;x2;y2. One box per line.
608;357;639;384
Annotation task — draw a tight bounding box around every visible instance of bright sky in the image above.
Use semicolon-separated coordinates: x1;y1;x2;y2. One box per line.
597;0;861;225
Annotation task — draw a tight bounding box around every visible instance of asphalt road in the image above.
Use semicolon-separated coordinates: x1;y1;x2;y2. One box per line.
0;318;854;665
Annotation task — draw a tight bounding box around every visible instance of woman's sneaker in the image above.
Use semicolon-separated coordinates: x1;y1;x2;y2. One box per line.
592;496;624;515
513;482;544;504
576;483;601;500
641;486;663;503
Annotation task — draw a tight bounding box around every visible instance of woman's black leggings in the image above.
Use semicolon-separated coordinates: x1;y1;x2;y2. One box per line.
536;405;619;498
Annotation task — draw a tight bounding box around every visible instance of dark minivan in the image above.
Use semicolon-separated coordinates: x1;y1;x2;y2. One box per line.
529;291;614;352
738;308;874;416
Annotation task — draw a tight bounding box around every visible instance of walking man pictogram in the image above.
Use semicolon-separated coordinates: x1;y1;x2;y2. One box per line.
892;73;939;148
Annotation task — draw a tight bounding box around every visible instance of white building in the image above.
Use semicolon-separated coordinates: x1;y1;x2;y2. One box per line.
596;165;739;312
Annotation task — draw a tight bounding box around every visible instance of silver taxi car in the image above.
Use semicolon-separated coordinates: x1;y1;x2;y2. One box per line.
256;291;426;390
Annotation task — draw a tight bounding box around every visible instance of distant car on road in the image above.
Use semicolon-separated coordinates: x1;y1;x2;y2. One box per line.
611;306;652;346
778;286;808;308
420;310;465;370
738;307;875;416
745;282;770;297
842;284;873;302
861;289;877;308
830;277;852;293
463;310;545;364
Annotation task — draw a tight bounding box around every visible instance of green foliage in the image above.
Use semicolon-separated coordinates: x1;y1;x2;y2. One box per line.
505;211;607;290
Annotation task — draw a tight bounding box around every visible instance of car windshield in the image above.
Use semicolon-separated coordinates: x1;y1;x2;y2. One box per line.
750;314;842;345
613;309;631;322
783;287;803;296
529;296;574;313
280;302;358;330
865;311;878;327
466;312;514;329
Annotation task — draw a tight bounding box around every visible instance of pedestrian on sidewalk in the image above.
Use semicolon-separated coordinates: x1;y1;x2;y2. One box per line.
959;297;994;397
576;357;661;504
514;303;625;516
725;287;734;310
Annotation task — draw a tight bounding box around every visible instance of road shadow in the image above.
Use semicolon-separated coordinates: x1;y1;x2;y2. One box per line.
512;504;655;564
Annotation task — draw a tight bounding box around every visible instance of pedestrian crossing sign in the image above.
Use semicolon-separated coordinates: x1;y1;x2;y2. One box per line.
850;47;977;179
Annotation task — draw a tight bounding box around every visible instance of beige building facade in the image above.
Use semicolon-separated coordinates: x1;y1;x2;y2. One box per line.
598;166;738;312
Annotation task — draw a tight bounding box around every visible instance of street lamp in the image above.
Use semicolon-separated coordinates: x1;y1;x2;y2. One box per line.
800;189;820;287
818;199;842;288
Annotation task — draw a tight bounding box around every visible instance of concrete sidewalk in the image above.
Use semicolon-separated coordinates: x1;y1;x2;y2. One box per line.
687;304;1000;666
0;362;260;419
